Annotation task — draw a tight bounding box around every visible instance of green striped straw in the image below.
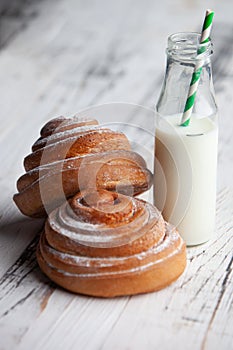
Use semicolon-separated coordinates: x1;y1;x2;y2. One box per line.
180;9;215;126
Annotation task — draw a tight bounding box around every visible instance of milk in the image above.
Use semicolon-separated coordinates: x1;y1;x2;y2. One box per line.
154;114;218;245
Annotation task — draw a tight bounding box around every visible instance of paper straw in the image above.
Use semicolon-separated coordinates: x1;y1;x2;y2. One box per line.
180;9;214;126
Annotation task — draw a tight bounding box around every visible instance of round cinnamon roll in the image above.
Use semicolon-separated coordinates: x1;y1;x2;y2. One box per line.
13;116;152;218
37;190;186;297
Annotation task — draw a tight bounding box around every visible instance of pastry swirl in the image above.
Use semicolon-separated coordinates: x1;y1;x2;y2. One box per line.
37;190;186;297
14;116;153;217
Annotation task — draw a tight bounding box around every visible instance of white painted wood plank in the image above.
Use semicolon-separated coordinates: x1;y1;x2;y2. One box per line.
0;0;233;349
0;189;232;350
100;189;233;350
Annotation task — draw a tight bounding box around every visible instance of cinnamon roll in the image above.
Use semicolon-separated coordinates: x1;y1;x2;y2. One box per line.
14;116;152;217
37;190;186;297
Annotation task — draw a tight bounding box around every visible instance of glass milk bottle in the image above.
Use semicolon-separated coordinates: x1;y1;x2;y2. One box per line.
154;32;218;246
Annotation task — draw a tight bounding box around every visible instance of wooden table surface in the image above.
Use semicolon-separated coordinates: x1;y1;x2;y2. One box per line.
0;0;233;349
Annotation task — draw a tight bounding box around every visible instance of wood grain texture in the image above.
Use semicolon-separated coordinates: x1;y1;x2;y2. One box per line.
0;189;232;350
0;0;232;349
0;0;44;49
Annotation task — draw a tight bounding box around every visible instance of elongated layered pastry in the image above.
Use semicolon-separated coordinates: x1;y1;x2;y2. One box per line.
14;116;152;218
37;190;186;297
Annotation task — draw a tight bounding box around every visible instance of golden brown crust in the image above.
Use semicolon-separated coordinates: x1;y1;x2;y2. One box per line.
37;190;186;297
14;116;153;218
24;129;130;171
37;239;186;297
45;190;165;257
14;150;152;217
39;116;98;138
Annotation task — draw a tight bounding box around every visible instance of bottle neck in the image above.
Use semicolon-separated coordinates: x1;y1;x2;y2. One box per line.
167;32;213;62
156;32;217;118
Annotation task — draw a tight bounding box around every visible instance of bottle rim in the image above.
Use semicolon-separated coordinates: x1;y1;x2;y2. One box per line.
167;32;213;61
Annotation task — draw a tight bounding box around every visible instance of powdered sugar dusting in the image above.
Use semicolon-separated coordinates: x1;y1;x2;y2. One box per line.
33;127;114;150
19;149;146;192
48;198;163;248
41;224;184;277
